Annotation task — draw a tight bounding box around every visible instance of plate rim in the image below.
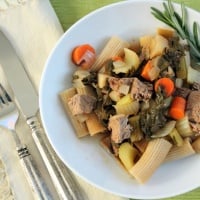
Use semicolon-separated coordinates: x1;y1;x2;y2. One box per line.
39;0;200;199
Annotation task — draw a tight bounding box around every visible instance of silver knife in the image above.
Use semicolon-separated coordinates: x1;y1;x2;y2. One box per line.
0;30;84;200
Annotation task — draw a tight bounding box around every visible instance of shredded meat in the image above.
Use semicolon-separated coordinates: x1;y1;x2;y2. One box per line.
108;77;120;91
68;94;96;115
190;122;200;136
108;114;132;143
130;78;153;101
119;78;134;85
108;77;134;92
102;77;153;130
187;91;200;123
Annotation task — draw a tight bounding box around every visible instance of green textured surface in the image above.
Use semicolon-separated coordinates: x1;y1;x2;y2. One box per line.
50;0;200;31
50;0;120;31
49;0;200;199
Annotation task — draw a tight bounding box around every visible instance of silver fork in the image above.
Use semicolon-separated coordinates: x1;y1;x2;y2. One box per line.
0;83;52;200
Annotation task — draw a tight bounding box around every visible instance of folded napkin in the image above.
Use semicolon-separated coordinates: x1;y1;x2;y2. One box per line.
0;0;63;199
0;0;127;200
0;0;63;90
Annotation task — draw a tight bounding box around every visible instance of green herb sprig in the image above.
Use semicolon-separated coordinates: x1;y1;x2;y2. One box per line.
151;0;200;63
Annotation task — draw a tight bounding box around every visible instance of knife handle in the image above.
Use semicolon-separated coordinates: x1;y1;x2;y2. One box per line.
17;145;53;200
27;116;84;200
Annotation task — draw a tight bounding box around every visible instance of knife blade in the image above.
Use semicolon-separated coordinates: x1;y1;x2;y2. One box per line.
0;30;84;200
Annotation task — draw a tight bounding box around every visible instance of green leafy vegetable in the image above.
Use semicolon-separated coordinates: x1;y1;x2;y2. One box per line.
151;0;200;63
139;89;168;138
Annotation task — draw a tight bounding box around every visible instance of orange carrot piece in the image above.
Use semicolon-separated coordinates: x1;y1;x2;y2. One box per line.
72;44;95;70
154;77;175;97
168;96;186;120
112;56;123;61
141;60;153;81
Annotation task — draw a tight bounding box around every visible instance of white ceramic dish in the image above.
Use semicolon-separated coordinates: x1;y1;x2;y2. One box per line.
40;0;200;199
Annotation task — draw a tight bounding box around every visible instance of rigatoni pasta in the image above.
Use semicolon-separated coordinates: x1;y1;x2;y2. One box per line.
192;137;200;153
165;138;195;162
129;138;172;184
85;112;106;136
91;36;129;72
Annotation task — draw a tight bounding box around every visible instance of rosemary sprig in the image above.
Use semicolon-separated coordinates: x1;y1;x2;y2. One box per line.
151;0;200;63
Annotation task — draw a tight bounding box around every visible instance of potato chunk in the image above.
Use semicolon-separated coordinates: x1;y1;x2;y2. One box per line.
118;142;138;170
150;34;169;58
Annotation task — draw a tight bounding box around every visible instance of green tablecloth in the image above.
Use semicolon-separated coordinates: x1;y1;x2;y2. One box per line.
49;0;200;199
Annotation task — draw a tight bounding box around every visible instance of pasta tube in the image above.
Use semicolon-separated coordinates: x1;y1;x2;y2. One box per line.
91;36;129;72
85;112;106;136
59;88;89;137
75;114;89;123
76;85;96;97
129;138;172;184
192;137;200;153
165;138;195;162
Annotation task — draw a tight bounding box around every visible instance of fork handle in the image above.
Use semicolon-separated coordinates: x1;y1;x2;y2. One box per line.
17;145;53;200
27;116;84;200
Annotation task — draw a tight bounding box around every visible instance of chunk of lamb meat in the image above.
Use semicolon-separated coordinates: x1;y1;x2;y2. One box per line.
190;122;200;136
68;94;96;115
186;91;200;123
130;78;153;102
108;114;132;143
108;77;120;91
108;77;134;93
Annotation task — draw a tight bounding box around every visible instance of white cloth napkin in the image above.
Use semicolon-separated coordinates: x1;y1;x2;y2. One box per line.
0;0;63;90
0;0;63;199
0;0;127;199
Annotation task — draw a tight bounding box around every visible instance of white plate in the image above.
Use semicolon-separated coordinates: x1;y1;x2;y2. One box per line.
39;0;200;199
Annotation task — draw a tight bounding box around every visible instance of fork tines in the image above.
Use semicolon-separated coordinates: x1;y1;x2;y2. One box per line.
0;84;12;105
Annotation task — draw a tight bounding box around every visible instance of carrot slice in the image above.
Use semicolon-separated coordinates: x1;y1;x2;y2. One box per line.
168;96;186;120
154;77;175;97
112;56;123;61
141;60;153;81
72;44;96;70
141;60;160;81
